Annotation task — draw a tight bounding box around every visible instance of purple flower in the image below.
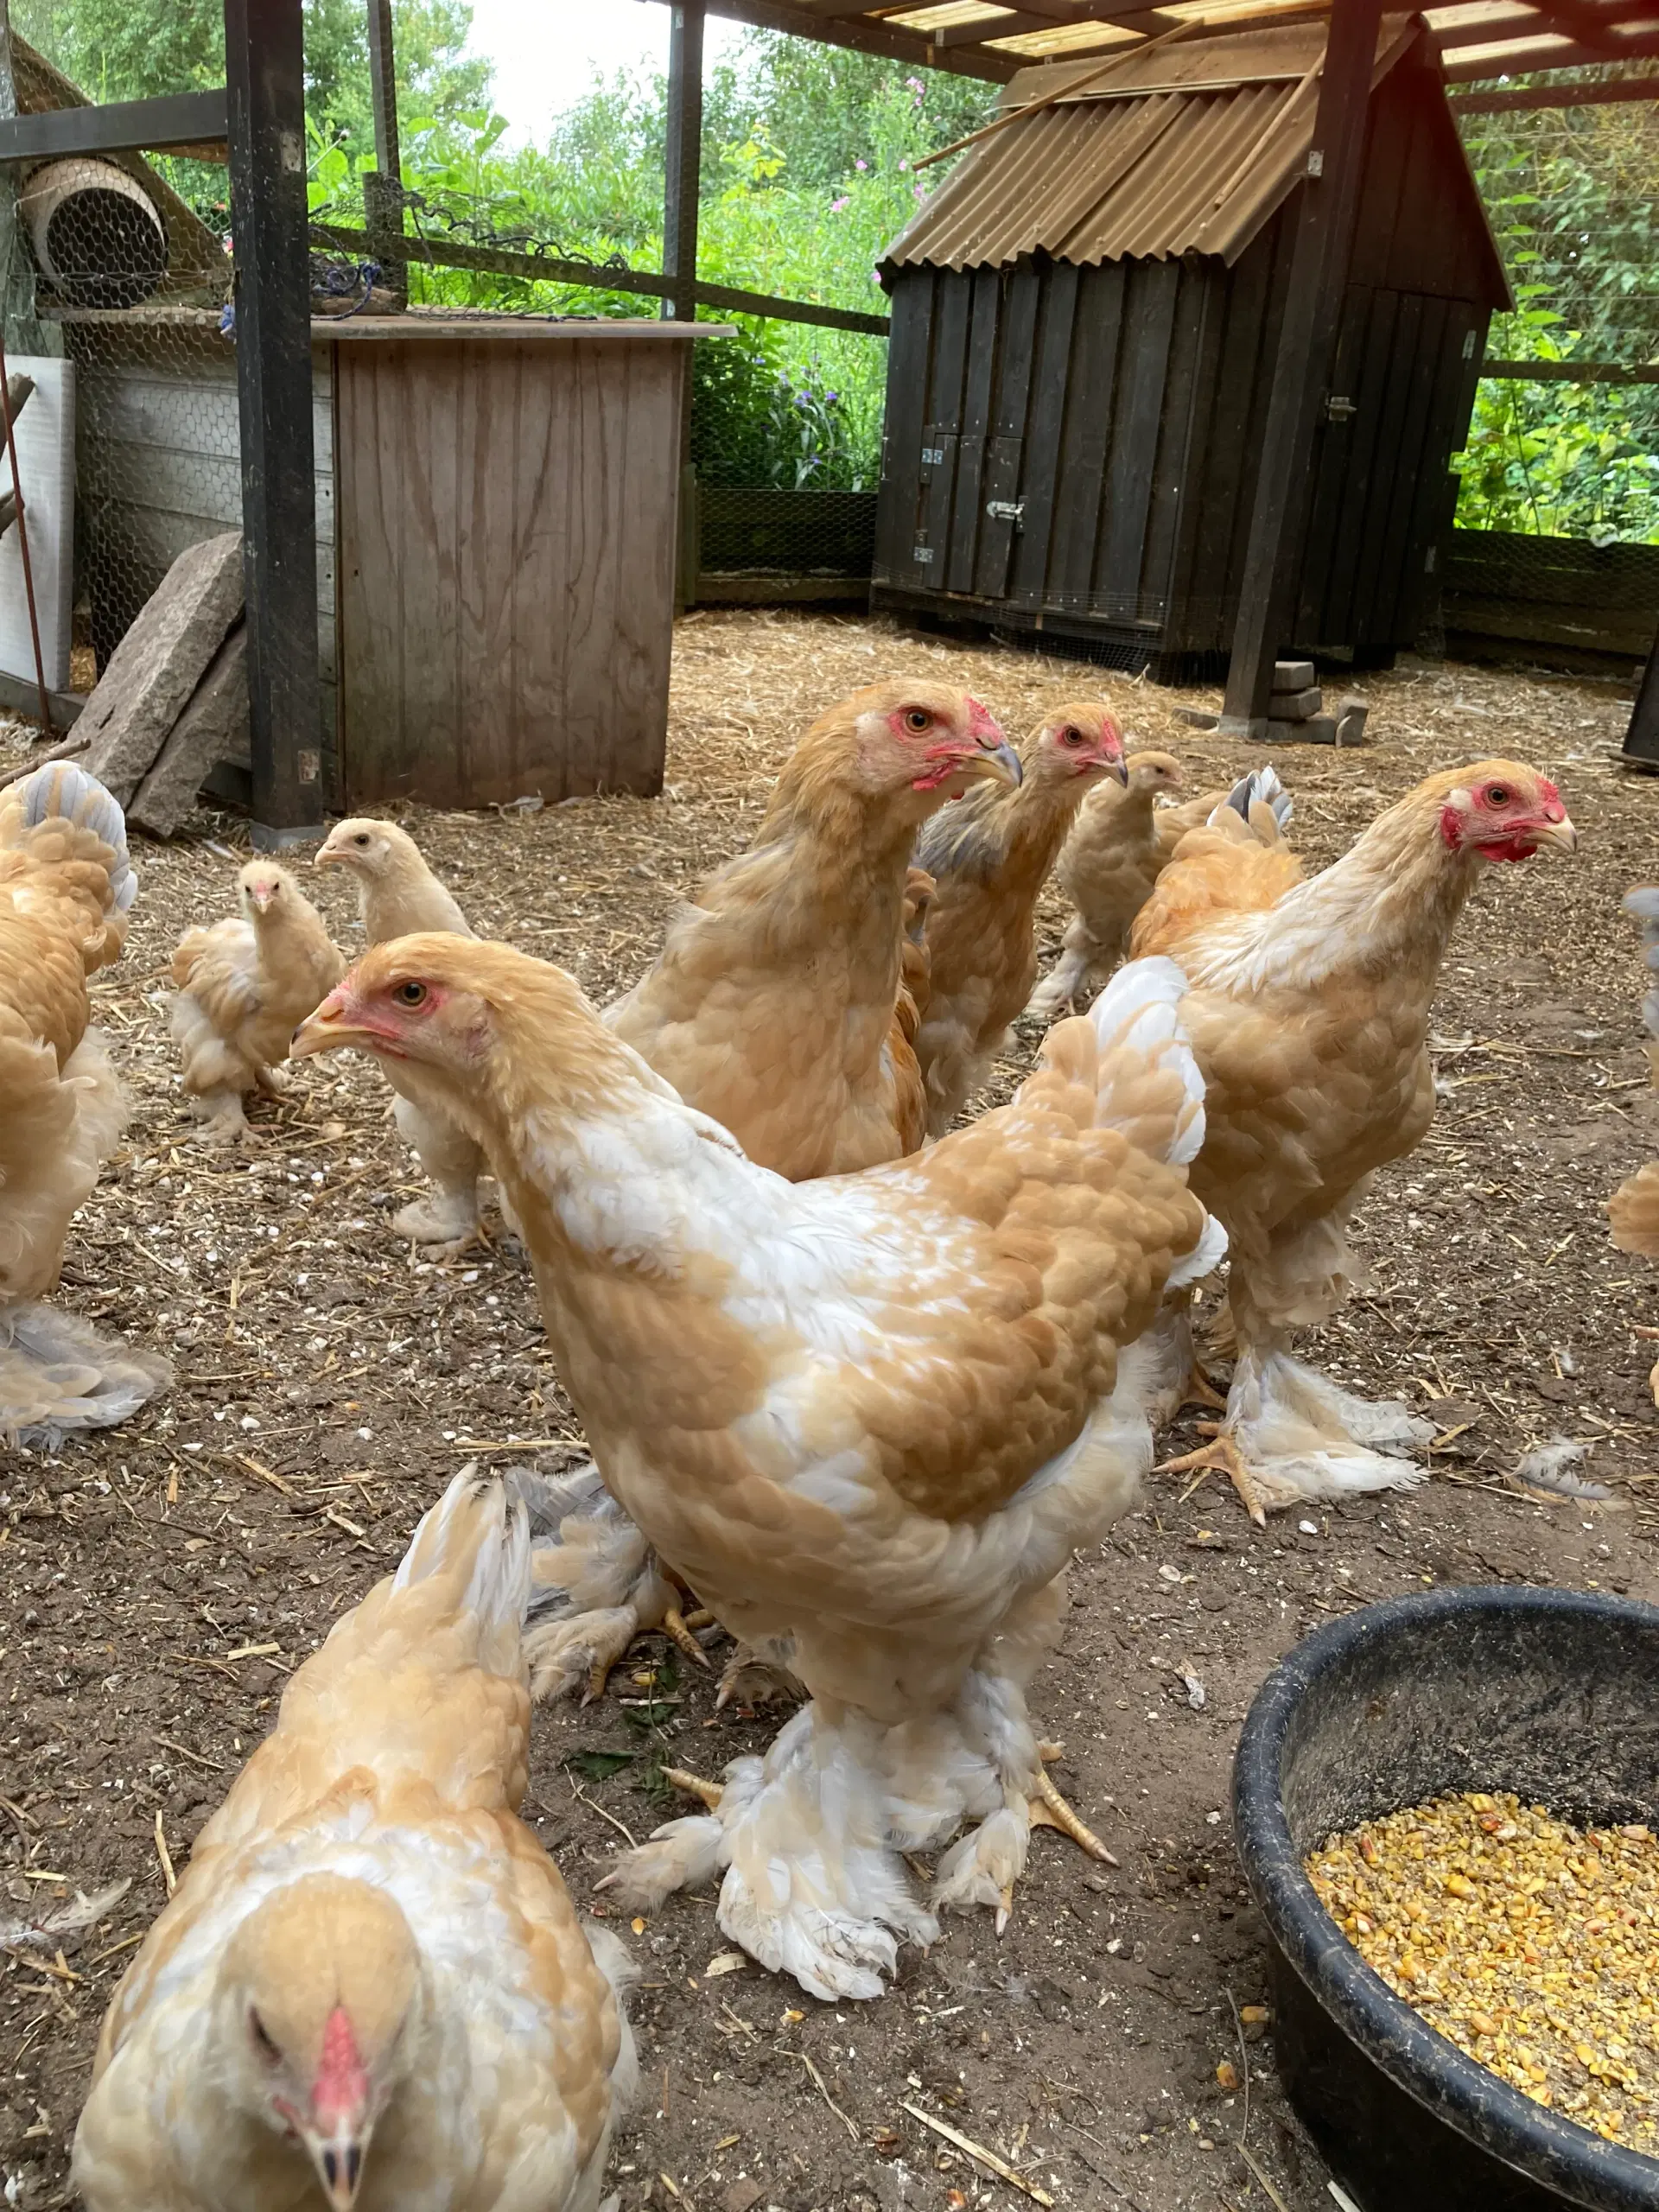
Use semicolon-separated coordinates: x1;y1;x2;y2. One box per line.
898;160;908;172
855;157;868;171
830;194;849;213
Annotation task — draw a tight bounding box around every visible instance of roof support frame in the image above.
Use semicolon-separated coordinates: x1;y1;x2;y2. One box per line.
1220;0;1383;734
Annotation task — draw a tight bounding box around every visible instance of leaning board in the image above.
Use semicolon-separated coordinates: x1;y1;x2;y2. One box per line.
0;354;74;693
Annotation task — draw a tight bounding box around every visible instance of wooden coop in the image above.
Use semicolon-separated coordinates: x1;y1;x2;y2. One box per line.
871;16;1511;675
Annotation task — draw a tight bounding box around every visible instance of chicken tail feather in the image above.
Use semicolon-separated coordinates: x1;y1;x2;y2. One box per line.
1085;953;1207;1169
391;1462;531;1675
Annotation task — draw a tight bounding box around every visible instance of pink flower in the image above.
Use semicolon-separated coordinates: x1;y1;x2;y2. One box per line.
855;157;868;171
830;194;849;213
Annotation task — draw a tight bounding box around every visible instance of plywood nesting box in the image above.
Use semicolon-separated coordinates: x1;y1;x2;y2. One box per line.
326;317;721;810
872;17;1511;673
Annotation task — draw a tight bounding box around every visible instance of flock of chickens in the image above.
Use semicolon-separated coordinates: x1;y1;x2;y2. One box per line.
0;679;1637;2209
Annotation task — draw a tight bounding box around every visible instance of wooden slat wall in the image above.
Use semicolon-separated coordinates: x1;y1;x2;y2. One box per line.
334;334;681;810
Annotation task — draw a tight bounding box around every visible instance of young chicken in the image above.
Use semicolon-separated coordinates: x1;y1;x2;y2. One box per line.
1027;749;1191;1020
170;861;346;1141
295;940;1221;2002
1137;761;1577;1522
73;1467;636;2212
1;761;170;1444
910;702;1127;1136
315;818;486;1250
606;682;1020;1179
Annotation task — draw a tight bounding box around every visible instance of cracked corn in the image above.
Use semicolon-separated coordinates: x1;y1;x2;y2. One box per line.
1306;1792;1659;2153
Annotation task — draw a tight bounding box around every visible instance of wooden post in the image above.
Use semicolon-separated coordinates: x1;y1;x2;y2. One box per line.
225;0;324;845
663;1;704;325
1624;641;1659;766
1220;0;1384;736
664;2;704;612
363;0;405;309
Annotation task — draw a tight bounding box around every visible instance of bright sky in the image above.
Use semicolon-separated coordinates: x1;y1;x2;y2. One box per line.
464;0;751;144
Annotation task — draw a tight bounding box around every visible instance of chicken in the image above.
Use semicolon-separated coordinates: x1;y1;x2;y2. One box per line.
294;938;1222;2002
910;701;1127;1136
315;818;489;1250
170;862;346;1141
0;762;170;1445
73;1466;636;2212
1135;761;1577;1522
1027;749;1198;1020
605;682;1020;1179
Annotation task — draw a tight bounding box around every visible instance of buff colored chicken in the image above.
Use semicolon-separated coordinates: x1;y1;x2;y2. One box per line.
910;702;1126;1137
296;938;1222;2002
606;681;1020;1179
171;861;346;1141
0;762;170;1444
1027;750;1201;1019
315;818;487;1251
73;1467;636;2212
1137;761;1577;1522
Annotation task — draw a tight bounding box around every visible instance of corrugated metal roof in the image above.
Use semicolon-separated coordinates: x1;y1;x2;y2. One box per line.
883;16;1418;270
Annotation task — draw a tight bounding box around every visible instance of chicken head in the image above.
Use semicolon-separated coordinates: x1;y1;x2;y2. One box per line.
214;1873;420;2209
1027;702;1129;788
239;861;297;918
839;681;1020;803
1435;766;1577;863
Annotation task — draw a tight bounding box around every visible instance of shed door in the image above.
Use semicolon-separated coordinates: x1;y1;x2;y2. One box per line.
975;435;1024;599
910;426;957;588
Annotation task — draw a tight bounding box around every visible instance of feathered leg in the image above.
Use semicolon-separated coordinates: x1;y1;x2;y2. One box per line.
390;1090;485;1250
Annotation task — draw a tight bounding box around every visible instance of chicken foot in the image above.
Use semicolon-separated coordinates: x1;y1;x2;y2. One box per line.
1157;1338;1432;1523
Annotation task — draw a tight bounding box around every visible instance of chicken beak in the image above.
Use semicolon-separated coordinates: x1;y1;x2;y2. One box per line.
290;987;373;1059
1531;813;1578;855
964;737;1021;788
313;841;340;870
1108;749;1130;785
300;2117;371;2209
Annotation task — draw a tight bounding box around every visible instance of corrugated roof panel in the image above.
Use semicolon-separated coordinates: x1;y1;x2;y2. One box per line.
882;16;1421;271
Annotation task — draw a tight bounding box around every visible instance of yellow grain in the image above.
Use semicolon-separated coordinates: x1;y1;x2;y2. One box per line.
1307;1792;1659;2155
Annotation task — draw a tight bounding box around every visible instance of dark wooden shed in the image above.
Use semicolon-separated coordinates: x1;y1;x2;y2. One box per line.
871;17;1511;674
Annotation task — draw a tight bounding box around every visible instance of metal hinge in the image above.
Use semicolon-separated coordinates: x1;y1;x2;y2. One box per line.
912;544;934;563
985;499;1025;524
1325;393;1357;423
920;445;945;467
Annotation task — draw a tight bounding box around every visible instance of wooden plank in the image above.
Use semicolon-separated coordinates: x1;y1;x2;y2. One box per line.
1220;0;1385;731
663;3;704;323
226;0;322;839
321;310;728;340
974;263;1039;601
1183;232;1279;654
917;429;957;588
1096;255;1179;625
0;87;226;160
1370;294;1449;644
947;269;1001;594
916;272;971;587
1318;288;1397;645
1050;261;1125;616
1139;261;1207;639
1008;260;1078;608
1291;284;1366;645
1160;264;1228;653
874;276;931;582
1344;292;1422;647
1398;304;1478;647
1624;645;1659;765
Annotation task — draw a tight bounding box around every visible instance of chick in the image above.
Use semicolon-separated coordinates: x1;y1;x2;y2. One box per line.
170;862;345;1143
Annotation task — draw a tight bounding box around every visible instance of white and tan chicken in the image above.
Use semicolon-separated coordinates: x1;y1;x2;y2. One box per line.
73;1467;636;2212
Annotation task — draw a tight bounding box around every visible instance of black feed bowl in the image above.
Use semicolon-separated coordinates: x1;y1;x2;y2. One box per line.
1233;1587;1659;2211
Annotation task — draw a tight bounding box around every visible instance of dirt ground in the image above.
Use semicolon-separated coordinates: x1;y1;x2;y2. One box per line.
4;608;1659;2212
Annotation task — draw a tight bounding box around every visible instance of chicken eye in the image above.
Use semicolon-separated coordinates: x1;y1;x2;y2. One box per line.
395;981;429;1008
1485;784;1511;807
249;2007;280;2063
904;709;931;734
353;834;370;847
1060;727;1084;747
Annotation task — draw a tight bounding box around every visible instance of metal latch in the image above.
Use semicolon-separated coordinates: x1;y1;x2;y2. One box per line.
985;499;1025;524
1325;393;1357;423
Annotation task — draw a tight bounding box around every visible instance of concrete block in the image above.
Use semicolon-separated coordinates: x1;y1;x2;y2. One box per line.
78;531;245;804
129;623;248;837
1173;707;1220;731
1334;696;1370;747
1273;658;1315;691
1268;685;1322;720
1266;715;1338;745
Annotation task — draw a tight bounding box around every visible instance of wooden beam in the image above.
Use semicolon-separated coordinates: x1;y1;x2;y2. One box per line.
1221;0;1383;734
0;86;226;159
1482;357;1659;381
362;0;404;310
1440;24;1659;73
1452;69;1659;102
664;3;704;326
931;0;1331;48
311;220;893;334
639;0;1018;78
1625;639;1659;765
225;0;324;843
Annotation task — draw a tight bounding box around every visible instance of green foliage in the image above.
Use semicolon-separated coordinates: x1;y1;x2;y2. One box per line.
1453;92;1659;542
